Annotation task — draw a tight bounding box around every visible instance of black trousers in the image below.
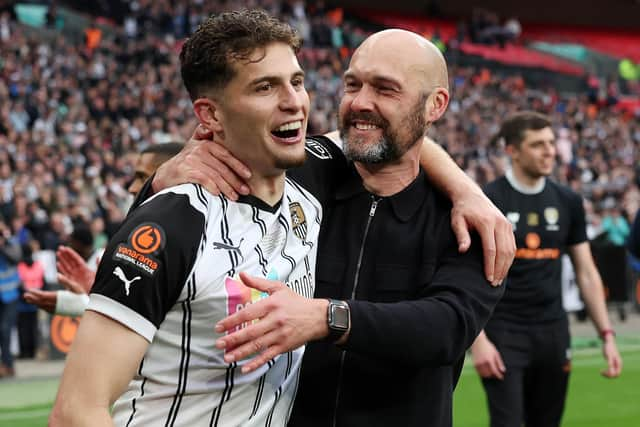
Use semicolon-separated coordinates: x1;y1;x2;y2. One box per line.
481;318;571;427
17;311;38;358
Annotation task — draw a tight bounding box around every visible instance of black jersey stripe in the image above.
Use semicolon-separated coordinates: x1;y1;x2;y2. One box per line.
195;184;209;209
250;374;266;419
219;196;239;275
254;246;268;275
167;269;197;425
277;215;296;270
125;359;147;427
210;362;238;426
265;352;293;427
164;279;191;426
252;206;267;237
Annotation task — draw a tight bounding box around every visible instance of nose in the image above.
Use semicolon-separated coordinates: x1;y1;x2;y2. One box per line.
128;179;141;196
279;83;306;112
349;85;375;112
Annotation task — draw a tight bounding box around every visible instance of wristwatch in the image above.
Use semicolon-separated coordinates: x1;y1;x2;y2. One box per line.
326;299;350;343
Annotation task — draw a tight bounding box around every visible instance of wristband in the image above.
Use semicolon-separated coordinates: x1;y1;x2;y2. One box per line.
55;291;90;317
599;328;616;340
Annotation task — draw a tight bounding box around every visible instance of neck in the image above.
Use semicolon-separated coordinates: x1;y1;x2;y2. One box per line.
354;146;420;197
247;174;285;206
506;167;546;194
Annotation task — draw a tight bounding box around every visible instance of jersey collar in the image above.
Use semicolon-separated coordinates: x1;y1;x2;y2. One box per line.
505;168;546;195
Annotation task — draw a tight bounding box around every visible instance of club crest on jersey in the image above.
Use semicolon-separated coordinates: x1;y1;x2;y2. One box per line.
112;222;165;276
305;139;332;159
544;207;560;231
506;212;520;230
289;202;308;241
527;212;539;226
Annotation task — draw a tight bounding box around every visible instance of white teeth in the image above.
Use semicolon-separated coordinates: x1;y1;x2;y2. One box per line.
275;121;302;132
354;123;378;130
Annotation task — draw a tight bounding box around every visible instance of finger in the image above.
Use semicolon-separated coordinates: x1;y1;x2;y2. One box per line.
58;273;84;294
208;143;252;180
491;357;505;380
241;344;283;374
215;298;269;334
494;221;515;283
476;221;497;283
223;327;279;363
451;214;471;253
216;316;273;351
238;272;284;295
60;246;85;268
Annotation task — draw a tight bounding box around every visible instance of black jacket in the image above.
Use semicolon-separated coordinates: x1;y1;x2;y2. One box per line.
289;139;504;427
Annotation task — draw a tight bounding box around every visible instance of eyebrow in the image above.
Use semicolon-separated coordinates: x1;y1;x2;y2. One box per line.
249;70;305;86
343;71;402;90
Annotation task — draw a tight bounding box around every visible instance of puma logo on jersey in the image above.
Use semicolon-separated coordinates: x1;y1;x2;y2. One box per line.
213;238;244;262
113;266;141;296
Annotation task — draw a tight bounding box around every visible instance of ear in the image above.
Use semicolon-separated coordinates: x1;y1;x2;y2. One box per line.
193;98;224;133
425;87;450;123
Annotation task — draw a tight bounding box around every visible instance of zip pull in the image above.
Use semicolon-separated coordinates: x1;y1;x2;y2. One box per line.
369;197;379;217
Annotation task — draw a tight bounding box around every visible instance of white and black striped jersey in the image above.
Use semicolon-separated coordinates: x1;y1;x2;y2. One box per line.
87;177;323;427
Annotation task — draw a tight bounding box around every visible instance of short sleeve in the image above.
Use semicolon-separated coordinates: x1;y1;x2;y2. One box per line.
566;191;588;246
286;135;350;206
88;190;205;342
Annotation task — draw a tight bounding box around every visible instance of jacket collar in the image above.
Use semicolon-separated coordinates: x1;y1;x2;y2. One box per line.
335;162;428;222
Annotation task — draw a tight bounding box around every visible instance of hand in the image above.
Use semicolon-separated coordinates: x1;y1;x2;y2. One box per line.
470;335;506;380
214;272;328;374
152;125;252;200
56;246;95;293
450;190;515;286
601;337;622;378
24;289;57;313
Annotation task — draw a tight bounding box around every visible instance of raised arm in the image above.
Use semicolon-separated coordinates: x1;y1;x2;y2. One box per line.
49;311;149;426
418;138;514;285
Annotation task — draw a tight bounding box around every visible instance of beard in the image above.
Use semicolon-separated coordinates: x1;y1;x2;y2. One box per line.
339;94;428;164
273;150;306;170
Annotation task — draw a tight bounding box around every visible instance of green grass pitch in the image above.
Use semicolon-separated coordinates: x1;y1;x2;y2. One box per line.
1;348;638;426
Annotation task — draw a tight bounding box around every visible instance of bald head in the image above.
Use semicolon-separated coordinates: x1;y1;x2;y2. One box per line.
353;29;449;92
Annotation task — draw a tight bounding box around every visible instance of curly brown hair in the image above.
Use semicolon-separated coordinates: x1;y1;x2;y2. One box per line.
180;9;301;101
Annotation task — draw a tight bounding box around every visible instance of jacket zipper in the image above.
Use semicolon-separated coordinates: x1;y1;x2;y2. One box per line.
332;195;379;427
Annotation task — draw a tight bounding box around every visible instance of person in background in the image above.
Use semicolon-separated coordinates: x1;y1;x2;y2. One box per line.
24;143;184;317
16;241;45;358
470;111;622;427
0;219;21;378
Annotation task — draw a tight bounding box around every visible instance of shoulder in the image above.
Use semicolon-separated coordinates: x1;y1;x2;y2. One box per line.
483;176;508;198
304;134;344;161
546;180;583;205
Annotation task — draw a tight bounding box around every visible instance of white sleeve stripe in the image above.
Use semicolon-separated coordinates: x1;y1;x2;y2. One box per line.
87;294;157;342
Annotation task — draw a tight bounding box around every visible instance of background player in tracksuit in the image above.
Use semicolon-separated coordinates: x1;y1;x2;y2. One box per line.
151;29;510;427
51;10;331;426
470;111;622;427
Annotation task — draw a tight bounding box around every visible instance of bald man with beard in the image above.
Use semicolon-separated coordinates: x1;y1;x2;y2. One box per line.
150;29;508;427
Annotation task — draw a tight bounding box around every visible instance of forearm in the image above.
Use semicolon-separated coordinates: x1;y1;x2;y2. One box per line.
50;401;113;427
344;247;502;366
576;268;612;334
419;138;483;202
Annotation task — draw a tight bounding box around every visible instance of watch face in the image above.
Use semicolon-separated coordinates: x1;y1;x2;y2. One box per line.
332;305;350;330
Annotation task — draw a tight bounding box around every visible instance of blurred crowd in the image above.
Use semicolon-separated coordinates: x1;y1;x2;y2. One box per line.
0;0;639;368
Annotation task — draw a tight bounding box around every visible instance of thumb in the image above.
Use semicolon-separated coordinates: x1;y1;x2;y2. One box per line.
451;214;471;252
239;272;283;295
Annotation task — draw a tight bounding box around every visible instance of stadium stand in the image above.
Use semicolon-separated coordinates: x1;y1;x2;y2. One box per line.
0;0;638;372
